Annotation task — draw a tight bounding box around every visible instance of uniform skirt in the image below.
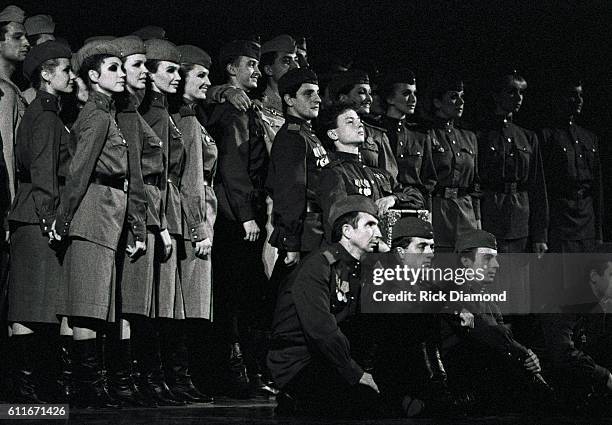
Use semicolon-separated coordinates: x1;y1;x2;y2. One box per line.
56;238;117;322
177;237;213;320
118;231;156;317
155;235;179;319
8;224;62;324
432;195;479;249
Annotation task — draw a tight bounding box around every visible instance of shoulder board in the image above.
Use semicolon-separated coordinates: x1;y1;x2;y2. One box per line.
363;120;388;133
40;96;58;112
322;250;339;265
288;123;302;132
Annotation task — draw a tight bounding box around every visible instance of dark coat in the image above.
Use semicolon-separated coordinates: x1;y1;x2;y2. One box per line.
360;117;398;181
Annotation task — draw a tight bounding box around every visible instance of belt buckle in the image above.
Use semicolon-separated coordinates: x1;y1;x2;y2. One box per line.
444;187;458;199
505;182;517;194
123;179;129;193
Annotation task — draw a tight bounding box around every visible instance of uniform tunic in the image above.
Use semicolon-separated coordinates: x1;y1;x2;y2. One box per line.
540;120;602;251
316;151;425;241
140;91;185;318
8;90;69;323
380;116;437;208
360;117;398;182
477;116;548;246
428;118;480;249
266;115;330;253
171;100;217;320
55;91;129;321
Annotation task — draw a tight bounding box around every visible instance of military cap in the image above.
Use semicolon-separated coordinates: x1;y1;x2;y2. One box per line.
329;195;378;227
381;68;416;87
24;14;55;36
455;229;497;253
177;45;211;69
431;72;464;96
327;69;370;100
72;40;121;74
218;39;260;66
261;34;296;55
112;36;145;59
23;40;72;80
278;67;318;98
391;217;433;241
0;5;25;24
145;38;180;63
83;35;116;45
132;25;166;41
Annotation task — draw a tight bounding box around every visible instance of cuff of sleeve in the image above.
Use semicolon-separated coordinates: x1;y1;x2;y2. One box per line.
39;215;55;234
188;222;209;242
130;220;147;242
338;358;364;386
236;203;255;223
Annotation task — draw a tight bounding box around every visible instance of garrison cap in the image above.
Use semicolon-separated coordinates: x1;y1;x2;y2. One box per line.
112;36;145;58
83;35;116;45
391;217;433;242
144;38;180;63
132;25;166;41
0;5;25;24
381;68;416;87
261;34;296;55
278;67;318;98
72;39;121;74
455;229;497;253
177;45;211;69
24;14;55;35
218;39;260;67
329;195;378;227
327;69;370;100
23;40;72;80
431;71;464;96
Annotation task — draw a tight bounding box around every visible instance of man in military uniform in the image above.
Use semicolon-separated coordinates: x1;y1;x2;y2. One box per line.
206;39;269;396
442;229;551;413
268;195;383;418
378;69;437;210
22;14;57;103
327;69;398;180
316;104;424;241
540;77;603;253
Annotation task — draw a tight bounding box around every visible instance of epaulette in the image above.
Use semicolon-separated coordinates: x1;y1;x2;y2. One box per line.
322;249;340;265
287;122;302;133
179;103;196;118
363;120;388;133
40;96;58;112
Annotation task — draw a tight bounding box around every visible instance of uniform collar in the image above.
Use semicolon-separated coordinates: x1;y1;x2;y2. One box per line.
149;90;168;108
432;115;454;129
331;242;361;270
89;90;115;113
334;150;360;162
37;89;60;111
179;99;197;117
286;113;311;129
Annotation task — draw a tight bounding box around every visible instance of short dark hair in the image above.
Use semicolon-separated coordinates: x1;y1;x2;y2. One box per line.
0;22;10;41
30;58;61;90
145;59;162;74
80;54;113;87
316;102;356;150
280;78;305;116
492;72;527;94
457;249;477;267
391;236;415;249
331;211;360;243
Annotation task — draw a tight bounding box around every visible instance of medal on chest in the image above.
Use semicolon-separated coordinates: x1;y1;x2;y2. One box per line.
335;274;350;303
354;178;372;196
313;144;330;168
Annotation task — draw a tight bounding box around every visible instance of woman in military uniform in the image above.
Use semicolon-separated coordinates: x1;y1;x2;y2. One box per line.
426;74;480;252
53;40;127;408
7;41;74;403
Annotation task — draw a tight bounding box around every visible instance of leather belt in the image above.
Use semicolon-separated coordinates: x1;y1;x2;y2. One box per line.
92;175;128;192
306;200;322;213
433;187;471;199
143;174;160;186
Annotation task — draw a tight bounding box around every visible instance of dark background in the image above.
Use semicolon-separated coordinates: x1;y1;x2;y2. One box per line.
13;0;612;239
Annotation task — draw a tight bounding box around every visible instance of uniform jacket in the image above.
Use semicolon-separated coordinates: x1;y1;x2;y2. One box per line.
316;151;425;241
380;116;437;206
116;94;147;242
259;86;285;154
140;91;184;235
540;120;602;241
206;101;268;223
360;116;398;182
477;116;548;243
172;100;218;243
268;243;364;389
55;91;129;249
0;76;28;202
266;115;330;252
9;90;69;234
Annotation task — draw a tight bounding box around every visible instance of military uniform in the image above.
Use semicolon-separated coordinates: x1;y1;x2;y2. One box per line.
360;117;398;181
380;116;437;208
540;120;602;252
477;117;548;251
428;118;480;250
316;151;424;241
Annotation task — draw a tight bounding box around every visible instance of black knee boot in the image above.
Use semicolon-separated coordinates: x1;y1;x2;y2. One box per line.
72;338;120;409
108;338;156;407
9;334;43;403
57;335;73;404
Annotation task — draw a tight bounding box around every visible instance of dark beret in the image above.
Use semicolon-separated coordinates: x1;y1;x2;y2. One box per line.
327;69;370;100
392;217;433;241
329;195;378;228
455;229;497;252
112;36;145;59
278;67;318;98
431;72;464;96
23;40;72;80
0;5;25;24
24;14;55;36
144;38;180;63
261;34;296;55
381;68;416;87
177;45;211;69
72;39;121;74
218;39;260;67
132;25;166;41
